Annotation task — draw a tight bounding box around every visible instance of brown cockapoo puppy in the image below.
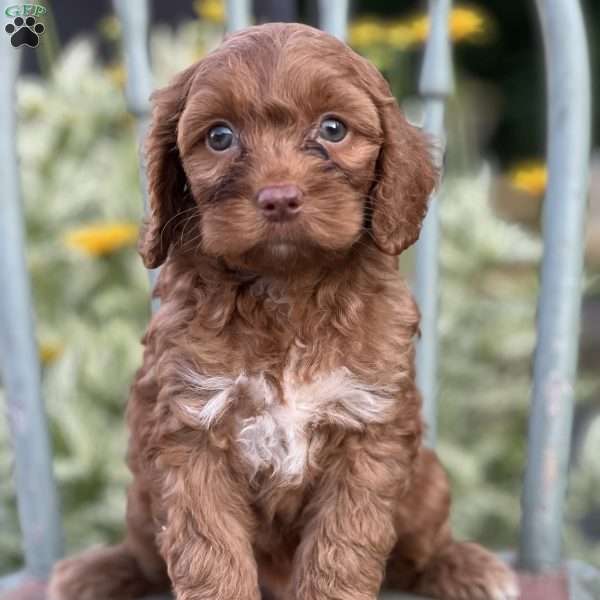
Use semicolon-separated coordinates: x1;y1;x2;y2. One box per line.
49;23;518;600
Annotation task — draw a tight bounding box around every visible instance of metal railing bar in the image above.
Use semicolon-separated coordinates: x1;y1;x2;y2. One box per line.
112;0;159;309
414;0;454;447
0;0;63;577
318;0;349;40
518;0;591;572
0;571;27;592
112;9;161;598
226;0;252;33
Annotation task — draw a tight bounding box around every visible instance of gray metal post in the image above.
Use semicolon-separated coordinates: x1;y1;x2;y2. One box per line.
0;0;63;576
414;0;453;447
518;0;591;572
113;0;158;303
318;0;349;40
113;0;153;120
226;0;252;33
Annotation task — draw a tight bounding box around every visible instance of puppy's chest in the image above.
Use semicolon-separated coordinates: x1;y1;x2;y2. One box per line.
180;354;397;485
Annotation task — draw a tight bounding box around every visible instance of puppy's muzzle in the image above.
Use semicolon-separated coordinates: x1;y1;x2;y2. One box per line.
256;184;303;222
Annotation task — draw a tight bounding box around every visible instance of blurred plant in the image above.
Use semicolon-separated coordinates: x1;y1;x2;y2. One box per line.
0;39;149;573
194;0;226;24
39;340;64;366
98;15;122;42
104;63;127;89
148;18;223;83
508;161;548;197
349;5;495;97
421;5;493;44
349;5;494;51
64;223;139;257
348;20;388;48
435;167;600;564
435;166;540;548
567;413;600;562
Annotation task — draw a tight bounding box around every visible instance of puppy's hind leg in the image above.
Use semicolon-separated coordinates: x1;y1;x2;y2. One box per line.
385;448;518;600
48;484;169;600
47;543;163;600
409;539;519;600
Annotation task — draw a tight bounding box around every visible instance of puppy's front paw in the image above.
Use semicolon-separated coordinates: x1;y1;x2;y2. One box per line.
414;541;519;600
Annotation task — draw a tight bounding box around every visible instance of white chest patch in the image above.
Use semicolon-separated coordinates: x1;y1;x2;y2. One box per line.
179;367;397;483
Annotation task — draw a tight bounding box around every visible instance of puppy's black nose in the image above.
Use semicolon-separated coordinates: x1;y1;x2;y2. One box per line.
256;184;303;221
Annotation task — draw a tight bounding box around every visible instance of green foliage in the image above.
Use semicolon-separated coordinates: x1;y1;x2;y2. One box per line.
435;167;540;549
1;41;149;572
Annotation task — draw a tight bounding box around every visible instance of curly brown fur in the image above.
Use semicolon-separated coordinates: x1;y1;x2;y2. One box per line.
49;23;517;600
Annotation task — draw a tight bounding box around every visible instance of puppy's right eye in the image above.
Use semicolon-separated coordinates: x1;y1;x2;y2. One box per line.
207;124;234;151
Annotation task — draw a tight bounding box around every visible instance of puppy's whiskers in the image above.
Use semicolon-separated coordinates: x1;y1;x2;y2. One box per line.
158;205;198;250
177;208;201;249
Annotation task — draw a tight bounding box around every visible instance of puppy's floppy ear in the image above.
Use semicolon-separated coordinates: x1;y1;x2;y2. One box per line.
369;78;438;256
140;65;197;269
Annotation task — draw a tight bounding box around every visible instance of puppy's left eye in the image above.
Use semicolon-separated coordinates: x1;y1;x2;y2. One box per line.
319;118;347;143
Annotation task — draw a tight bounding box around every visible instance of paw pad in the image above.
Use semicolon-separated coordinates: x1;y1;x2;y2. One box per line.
5;16;45;48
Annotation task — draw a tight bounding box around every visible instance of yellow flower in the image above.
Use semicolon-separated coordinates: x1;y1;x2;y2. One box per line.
386;22;416;49
39;341;63;366
408;15;429;44
348;19;387;47
450;6;490;42
194;0;225;24
98;15;121;41
404;5;493;45
508;162;548;197
64;223;139;257
105;64;126;88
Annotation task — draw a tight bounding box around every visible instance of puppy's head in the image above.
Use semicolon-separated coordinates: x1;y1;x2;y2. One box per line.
140;23;437;272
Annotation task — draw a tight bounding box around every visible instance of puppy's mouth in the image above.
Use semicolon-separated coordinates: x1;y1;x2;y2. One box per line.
261;219;309;246
264;242;299;258
245;223;321;265
254;235;307;258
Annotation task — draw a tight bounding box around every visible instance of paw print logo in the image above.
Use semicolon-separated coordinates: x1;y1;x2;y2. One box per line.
5;15;45;48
